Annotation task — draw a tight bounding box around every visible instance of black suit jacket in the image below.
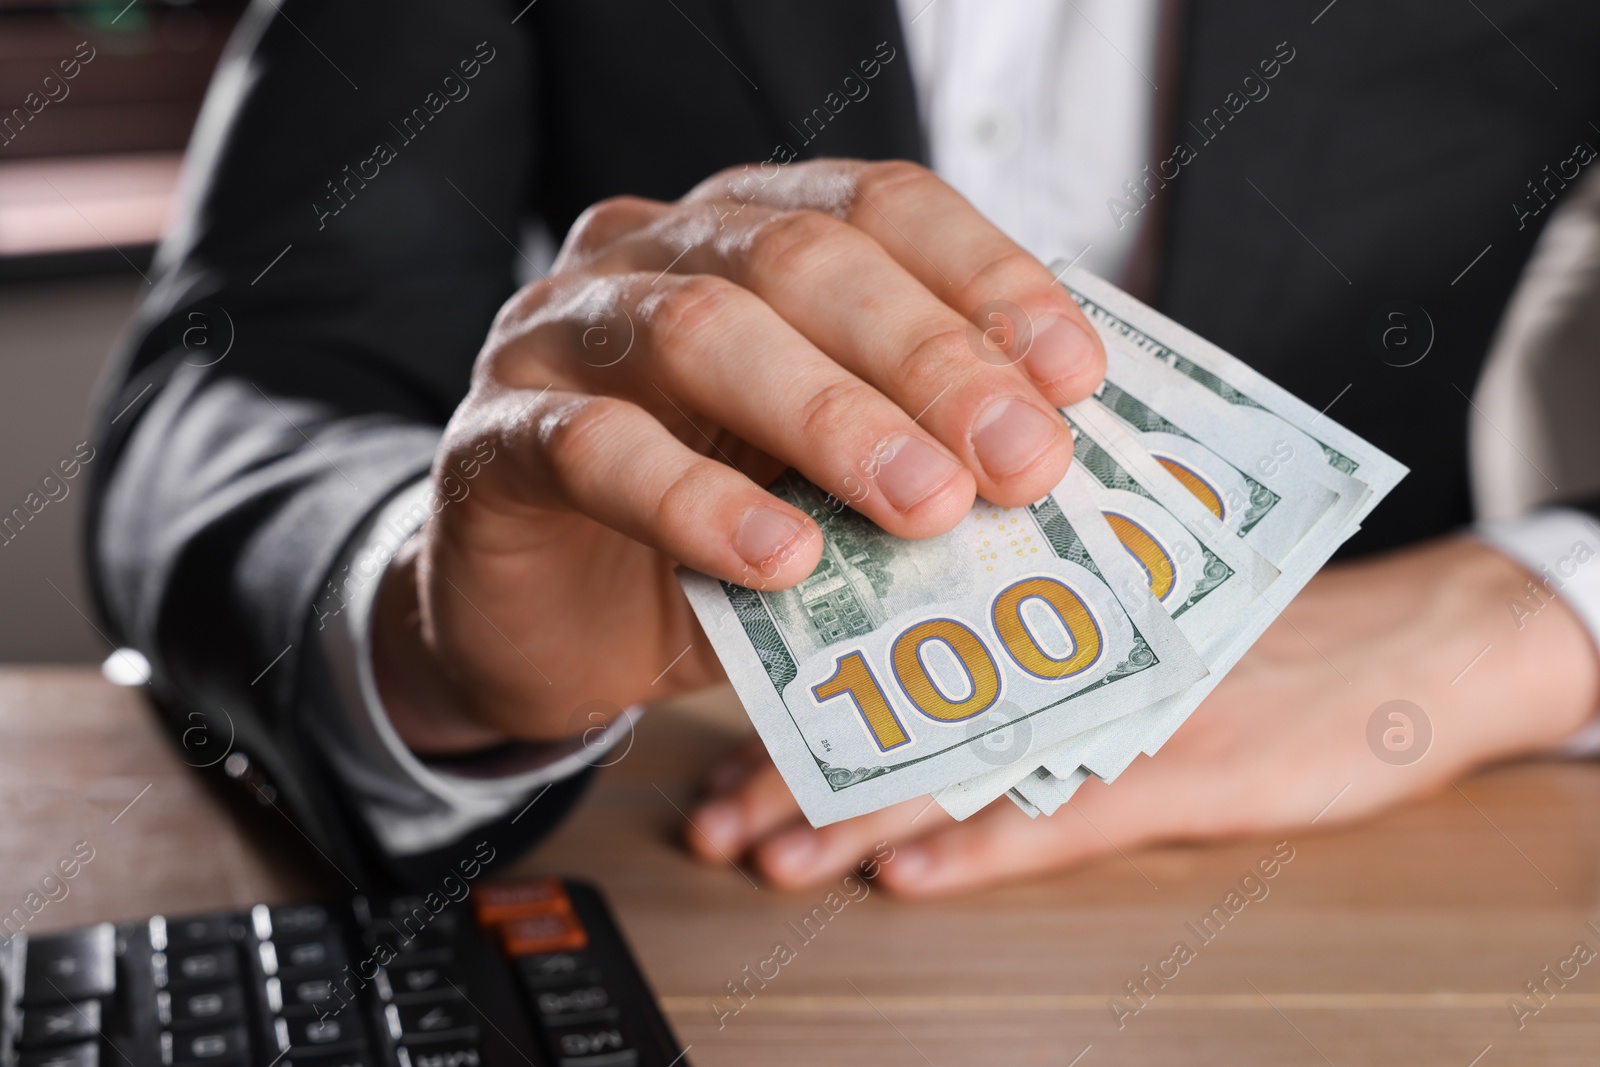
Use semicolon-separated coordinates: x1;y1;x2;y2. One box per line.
87;0;1600;886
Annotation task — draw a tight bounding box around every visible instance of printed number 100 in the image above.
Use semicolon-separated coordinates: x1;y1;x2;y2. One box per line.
810;576;1102;751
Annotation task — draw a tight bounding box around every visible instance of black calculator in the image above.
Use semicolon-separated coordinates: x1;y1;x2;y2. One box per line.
0;880;687;1067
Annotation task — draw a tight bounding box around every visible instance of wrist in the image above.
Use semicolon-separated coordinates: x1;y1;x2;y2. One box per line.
371;538;516;755
1445;536;1600;751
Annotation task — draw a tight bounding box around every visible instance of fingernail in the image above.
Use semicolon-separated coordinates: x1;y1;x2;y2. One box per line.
735;507;805;567
694;801;742;852
873;435;962;512
1023;314;1096;386
764;829;818;877
972;398;1061;479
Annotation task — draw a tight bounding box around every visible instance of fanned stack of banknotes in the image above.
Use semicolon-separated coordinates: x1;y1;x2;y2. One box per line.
680;266;1407;826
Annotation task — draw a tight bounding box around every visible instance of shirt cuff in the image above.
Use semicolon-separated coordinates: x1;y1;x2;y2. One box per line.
314;477;640;856
1474;507;1600;757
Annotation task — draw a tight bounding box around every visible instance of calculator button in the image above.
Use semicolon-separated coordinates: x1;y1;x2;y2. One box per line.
19;1040;99;1067
387;1000;479;1044
544;1022;636;1067
271;907;330;937
282;976;343;1010
532;983;617;1026
167;949;238;987
500;912;587;957
22;926;116;1004
284;1012;366;1052
380;913;460;959
387;899;464;926
471;881;569;924
20;1001;101;1046
378;920;454;957
516;953;601;989
170;1025;250;1066
397;1044;481;1067
164;916;240;950
387;939;453;964
384;902;463;940
278;936;345;972
169;986;244;1028
383;962;459;1001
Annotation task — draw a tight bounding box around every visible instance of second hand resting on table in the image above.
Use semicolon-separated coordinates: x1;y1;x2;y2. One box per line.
687;537;1599;895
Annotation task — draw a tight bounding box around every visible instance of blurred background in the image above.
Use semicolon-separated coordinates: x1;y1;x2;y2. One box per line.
0;0;241;660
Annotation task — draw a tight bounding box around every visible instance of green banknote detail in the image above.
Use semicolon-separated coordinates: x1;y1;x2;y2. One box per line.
1095;380;1185;438
1172;546;1232;620
1094;381;1280;538
1068;421;1156;503
721;582;797;694
1024;494;1106;582
1318;443;1358;475
1072;290;1360;476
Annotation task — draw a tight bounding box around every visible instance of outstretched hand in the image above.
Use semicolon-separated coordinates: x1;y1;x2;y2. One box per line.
368;159;1105;754
685;538;1599;895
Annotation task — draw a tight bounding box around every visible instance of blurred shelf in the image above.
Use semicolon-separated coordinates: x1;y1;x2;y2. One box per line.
0;0;241;280
0;150;177;260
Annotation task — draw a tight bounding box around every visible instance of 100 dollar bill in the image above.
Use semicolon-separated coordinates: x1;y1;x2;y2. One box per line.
679;470;1205;827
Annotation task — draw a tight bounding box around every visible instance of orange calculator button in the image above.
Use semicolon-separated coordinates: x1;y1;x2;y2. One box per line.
500;910;588;956
474;879;571;924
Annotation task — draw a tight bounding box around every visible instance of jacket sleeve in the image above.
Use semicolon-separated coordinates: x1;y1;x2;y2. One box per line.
84;0;582;886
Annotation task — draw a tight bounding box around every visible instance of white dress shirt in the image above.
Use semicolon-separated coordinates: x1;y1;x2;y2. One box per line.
896;0;1163;282
318;1;1600;849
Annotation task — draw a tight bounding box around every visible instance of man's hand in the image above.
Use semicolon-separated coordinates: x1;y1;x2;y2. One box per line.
685;538;1600;896
369;160;1106;752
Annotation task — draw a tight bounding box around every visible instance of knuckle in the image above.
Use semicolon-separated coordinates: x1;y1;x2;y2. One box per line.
797;377;871;443
707;162;758;194
956;247;1050;305
567;195;658;253
476;280;562;386
436;408;496;479
652;459;722;534
542;394;637;473
893;322;980;393
852;160;938;211
744;209;853;282
687;163;759;202
490;275;557;335
645;273;747;353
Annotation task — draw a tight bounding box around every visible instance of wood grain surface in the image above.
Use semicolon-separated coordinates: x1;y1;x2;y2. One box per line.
4;666;1600;1065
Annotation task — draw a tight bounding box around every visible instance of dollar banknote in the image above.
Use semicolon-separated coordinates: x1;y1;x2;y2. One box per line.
679;468;1206;826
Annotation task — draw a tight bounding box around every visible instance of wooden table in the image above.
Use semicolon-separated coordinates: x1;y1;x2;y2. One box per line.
5;666;1600;1065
